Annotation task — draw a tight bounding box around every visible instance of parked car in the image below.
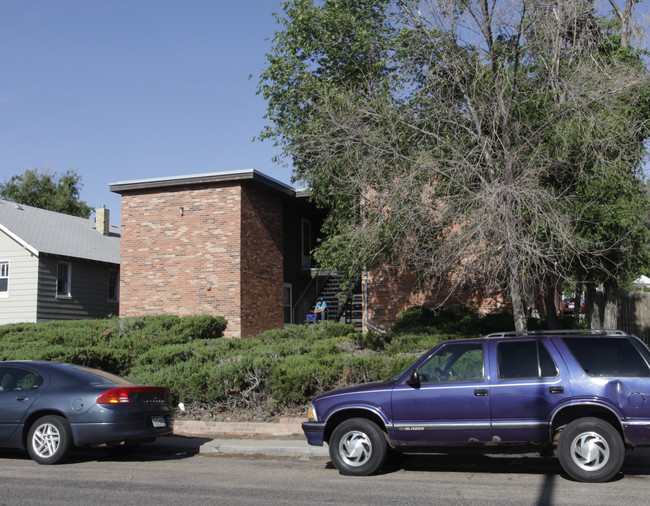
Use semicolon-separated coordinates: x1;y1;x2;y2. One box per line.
561;298;584;315
302;330;650;482
0;361;172;464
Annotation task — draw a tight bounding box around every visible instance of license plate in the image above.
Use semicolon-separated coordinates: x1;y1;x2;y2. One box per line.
152;416;167;428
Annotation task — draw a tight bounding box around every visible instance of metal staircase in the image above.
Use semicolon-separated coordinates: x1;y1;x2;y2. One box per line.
319;273;362;330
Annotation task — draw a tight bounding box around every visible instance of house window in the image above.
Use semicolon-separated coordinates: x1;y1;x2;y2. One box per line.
108;270;119;302
0;261;8;297
301;219;312;269
56;262;71;298
283;283;293;324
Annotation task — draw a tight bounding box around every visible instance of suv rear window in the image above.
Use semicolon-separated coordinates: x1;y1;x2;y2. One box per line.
563;337;650;377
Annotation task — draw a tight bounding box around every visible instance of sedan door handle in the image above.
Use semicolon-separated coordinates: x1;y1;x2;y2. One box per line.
474;389;488;397
549;386;564;394
15;396;29;402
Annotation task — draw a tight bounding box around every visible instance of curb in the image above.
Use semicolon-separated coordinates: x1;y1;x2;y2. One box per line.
172;418;330;459
199;438;329;458
172;417;305;438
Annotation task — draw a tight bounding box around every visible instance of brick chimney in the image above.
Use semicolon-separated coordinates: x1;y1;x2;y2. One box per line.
96;206;110;236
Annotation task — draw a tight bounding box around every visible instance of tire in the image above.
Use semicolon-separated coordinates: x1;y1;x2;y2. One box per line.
27;415;73;465
329;418;387;476
557;417;624;482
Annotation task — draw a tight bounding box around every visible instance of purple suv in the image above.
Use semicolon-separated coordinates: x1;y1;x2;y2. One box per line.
302;330;650;482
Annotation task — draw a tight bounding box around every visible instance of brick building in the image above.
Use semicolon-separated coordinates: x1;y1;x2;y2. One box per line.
111;169;507;337
362;267;508;332
110;170;325;338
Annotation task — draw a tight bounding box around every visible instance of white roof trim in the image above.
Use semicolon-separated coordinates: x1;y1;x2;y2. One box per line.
0;223;39;256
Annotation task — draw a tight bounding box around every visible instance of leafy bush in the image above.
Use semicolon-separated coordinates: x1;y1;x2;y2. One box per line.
0;315;460;415
392;305;521;337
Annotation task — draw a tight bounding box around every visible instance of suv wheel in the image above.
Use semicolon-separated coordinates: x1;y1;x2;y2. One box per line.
557;417;624;482
329;418;387;476
27;415;73;465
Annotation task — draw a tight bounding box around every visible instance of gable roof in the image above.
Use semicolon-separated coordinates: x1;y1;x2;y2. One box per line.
0;199;120;265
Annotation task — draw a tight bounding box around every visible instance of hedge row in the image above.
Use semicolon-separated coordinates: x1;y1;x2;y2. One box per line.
0;307;520;414
0;315;447;411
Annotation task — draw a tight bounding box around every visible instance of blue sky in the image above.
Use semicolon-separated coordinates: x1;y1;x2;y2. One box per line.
1;1;648;226
0;0;289;224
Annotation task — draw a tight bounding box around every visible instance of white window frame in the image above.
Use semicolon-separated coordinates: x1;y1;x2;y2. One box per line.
108;269;119;302
0;260;8;298
56;262;72;299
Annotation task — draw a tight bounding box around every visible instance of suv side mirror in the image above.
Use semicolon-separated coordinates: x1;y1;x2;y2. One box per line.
406;369;421;388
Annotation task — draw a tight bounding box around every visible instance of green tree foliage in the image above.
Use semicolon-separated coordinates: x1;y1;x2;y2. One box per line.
0;168;93;218
259;0;650;330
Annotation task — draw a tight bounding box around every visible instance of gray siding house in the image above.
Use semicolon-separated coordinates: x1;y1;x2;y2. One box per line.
0;200;120;325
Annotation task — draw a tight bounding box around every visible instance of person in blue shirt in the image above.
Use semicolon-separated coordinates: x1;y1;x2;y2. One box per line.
314;297;328;321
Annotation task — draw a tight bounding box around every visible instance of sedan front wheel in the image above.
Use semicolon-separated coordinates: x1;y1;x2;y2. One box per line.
27;415;73;465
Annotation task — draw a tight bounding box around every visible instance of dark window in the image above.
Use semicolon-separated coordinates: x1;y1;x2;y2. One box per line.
0;261;8;294
418;343;484;383
498;340;558;379
56;262;71;297
301;219;312;268
283;284;292;324
108;269;119;302
0;366;42;392
563;337;650;377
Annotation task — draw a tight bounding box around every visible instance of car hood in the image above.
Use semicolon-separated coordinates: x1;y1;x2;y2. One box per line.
314;380;395;401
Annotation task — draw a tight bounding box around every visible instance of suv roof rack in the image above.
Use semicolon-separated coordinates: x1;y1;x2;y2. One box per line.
482;329;629;339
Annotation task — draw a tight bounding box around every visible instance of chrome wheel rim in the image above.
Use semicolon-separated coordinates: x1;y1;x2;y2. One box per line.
32;423;61;459
338;430;372;467
570;431;610;472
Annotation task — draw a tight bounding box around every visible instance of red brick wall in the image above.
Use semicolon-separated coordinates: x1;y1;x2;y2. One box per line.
120;184;245;336
119;183;286;338
240;186;284;337
364;267;508;332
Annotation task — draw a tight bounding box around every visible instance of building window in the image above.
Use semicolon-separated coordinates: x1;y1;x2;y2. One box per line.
283;283;293;324
56;262;71;298
108;270;119;302
301;218;312;269
0;261;8;297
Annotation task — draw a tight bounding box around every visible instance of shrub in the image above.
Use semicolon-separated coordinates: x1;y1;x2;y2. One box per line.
0;316;457;413
392;305;522;337
174;315;227;340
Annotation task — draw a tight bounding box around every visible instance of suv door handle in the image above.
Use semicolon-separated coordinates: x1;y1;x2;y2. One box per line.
549;386;564;394
474;389;488;397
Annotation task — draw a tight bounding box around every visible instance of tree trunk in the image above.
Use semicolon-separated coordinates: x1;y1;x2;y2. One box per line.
542;280;560;329
573;282;583;319
509;259;527;331
603;280;619;329
585;284;603;329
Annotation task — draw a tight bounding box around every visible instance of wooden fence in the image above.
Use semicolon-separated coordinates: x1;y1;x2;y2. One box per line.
618;292;650;346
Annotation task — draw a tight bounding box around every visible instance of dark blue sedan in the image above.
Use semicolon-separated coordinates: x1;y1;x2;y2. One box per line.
0;361;173;464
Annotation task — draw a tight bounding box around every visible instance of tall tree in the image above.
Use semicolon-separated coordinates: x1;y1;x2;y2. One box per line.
260;0;650;330
0;169;93;218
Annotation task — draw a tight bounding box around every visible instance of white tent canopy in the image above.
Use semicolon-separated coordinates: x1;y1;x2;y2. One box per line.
633;275;650;288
